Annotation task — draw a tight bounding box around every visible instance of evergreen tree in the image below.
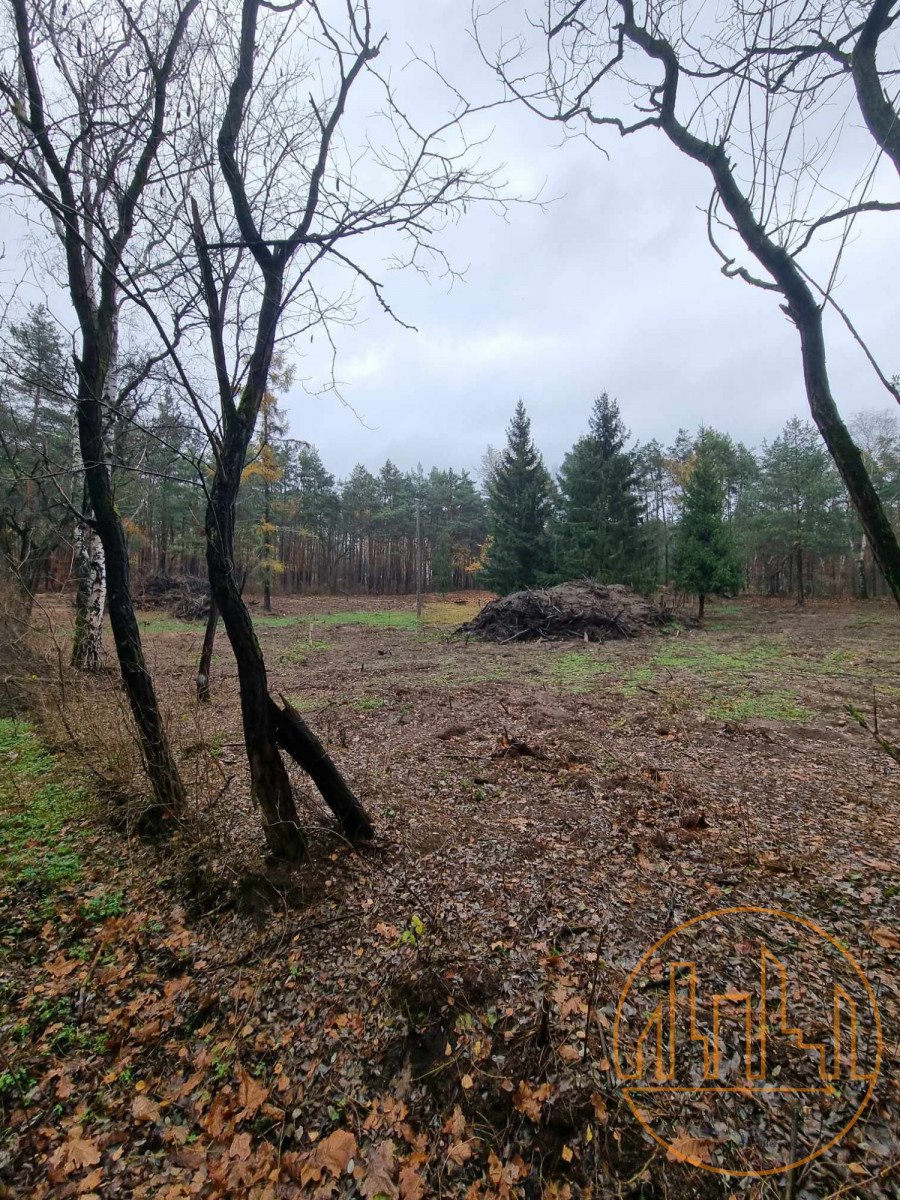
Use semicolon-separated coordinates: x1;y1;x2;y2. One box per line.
556;394;645;584
673;433;743;620
751;418;847;604
0;305;72;609
481;400;552;593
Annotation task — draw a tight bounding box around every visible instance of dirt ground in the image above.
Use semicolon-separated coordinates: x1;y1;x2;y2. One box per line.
3;593;899;1198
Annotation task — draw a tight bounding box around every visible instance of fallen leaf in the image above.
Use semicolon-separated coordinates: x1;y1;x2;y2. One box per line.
512;1080;553;1123
871;926;900;950
236;1065;269;1120
131;1095;160;1124
316;1128;356;1177
360;1139;398;1199
666;1133;716;1166
399;1162;426;1199
446;1140;473;1166
228;1132;252;1161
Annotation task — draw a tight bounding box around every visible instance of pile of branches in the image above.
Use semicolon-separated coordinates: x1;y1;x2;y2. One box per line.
138;570;210;621
460;580;675;643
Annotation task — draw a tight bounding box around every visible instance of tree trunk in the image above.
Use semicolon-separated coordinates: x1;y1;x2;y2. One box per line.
698;591;705;622
625;26;900;613
196;598;218;703
77;337;185;823
857;535;869;600
71;497;106;672
269;697;374;841
206;434;307;861
796;544;804;606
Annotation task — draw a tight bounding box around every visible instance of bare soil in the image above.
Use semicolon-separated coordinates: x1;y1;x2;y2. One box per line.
3;593;898;1198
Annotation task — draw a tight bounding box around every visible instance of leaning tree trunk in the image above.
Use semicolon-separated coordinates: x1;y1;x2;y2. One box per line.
77;337;185;824
206;437;307;861
206;421;374;858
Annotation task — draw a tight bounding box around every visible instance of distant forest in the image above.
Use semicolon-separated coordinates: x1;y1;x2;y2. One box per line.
3;304;898;605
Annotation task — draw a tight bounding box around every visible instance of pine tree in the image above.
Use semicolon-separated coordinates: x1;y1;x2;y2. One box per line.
557;394;645;584
481;400;552;594
673;433;743;620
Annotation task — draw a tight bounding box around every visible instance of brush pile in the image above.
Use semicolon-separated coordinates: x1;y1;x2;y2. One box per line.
460;580;674;643
138;570;210;620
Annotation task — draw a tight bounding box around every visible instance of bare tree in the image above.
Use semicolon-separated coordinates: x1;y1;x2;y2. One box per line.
179;0;499;858
0;0;200;819
481;0;900;608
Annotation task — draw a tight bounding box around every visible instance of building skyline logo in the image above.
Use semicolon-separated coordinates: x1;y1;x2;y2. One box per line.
613;907;882;1177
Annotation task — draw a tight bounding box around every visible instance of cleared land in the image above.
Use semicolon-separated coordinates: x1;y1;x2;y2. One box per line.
1;595;898;1197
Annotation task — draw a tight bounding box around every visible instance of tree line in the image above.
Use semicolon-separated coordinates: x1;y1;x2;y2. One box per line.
5;306;897;620
481;397;900;611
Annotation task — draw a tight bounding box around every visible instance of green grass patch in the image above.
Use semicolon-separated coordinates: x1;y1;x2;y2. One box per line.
0;721;87;889
279;635;333;665
318;610;420;631
706;691;811;722
546;651;614;693
621;666;656;697
354;697;386;711
654;640;785;674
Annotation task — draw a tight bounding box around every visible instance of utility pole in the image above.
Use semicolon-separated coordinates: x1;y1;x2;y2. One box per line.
415;497;423;620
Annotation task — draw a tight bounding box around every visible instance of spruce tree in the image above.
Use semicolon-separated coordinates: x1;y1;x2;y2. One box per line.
557;394;645;583
481;400;552;593
673;433;743;620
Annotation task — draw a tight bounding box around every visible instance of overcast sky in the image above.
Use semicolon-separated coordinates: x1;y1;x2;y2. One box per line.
6;0;898;483
284;1;900;481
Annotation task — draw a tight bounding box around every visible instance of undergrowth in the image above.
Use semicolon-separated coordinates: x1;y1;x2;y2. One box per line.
0;720;88;888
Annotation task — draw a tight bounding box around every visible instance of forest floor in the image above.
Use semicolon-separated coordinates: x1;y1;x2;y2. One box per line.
2;594;899;1199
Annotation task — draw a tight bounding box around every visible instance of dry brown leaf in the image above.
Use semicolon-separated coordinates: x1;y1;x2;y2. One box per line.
398;1163;426;1200
512;1080;553;1123
446;1140;473;1166
871;926;900;950
52;1131;101;1173
442;1105;466;1138
228;1132;252;1161
131;1095;160;1124
360;1139;398;1199
236;1065;269;1120
46;956;81;977
315;1128;357;1177
665;1133;716;1166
